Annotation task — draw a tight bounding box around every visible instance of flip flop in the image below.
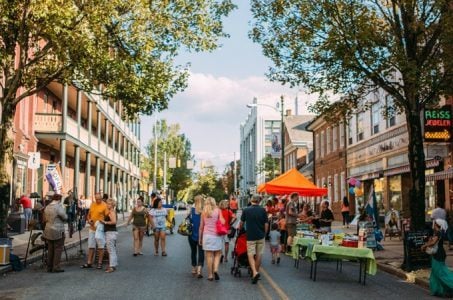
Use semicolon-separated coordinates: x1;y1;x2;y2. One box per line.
162;252;167;256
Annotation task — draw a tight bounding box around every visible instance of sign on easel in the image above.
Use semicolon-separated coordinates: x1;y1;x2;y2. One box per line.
358;221;377;249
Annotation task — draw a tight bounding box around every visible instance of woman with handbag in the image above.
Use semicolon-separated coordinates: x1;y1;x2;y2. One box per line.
199;197;225;281
219;200;237;263
188;195;204;278
421;218;453;297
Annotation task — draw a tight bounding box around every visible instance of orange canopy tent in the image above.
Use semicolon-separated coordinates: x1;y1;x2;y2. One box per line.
259;168;327;196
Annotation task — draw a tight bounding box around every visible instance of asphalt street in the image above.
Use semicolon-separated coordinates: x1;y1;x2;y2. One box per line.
0;213;436;300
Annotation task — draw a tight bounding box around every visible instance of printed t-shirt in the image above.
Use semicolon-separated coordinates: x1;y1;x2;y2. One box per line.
150;208;168;229
89;201;109;230
240;205;268;241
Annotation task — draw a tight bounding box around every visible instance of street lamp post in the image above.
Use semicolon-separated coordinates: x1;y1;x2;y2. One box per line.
246;96;285;175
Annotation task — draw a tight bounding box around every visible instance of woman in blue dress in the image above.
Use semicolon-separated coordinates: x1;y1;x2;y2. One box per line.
421;218;453;297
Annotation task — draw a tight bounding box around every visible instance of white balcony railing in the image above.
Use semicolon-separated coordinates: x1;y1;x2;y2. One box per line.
34;113;62;132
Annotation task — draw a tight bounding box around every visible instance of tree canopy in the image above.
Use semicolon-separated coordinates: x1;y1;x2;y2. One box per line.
250;0;453;229
0;0;235;236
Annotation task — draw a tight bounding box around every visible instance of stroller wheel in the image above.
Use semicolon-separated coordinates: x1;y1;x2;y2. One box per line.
238;270;242;277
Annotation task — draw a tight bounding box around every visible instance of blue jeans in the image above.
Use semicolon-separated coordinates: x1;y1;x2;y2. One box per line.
24;208;32;228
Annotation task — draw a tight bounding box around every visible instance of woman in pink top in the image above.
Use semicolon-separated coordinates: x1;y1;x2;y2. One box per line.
199;197;225;281
341;196;350;228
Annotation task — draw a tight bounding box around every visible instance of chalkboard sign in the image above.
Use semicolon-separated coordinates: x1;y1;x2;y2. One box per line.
402;230;431;271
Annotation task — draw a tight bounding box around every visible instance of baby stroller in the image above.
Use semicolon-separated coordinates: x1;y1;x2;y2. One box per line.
230;229;250;277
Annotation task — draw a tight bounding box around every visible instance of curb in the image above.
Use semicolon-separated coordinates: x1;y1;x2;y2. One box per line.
376;262;429;290
0;221;129;276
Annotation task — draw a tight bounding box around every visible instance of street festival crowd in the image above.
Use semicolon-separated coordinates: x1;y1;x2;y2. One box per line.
21;189;453;296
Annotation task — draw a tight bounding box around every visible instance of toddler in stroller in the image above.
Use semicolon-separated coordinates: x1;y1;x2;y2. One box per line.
230;228;250;277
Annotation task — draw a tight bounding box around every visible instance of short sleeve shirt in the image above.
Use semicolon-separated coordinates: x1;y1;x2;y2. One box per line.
151;208;168;229
89;201;109;230
269;230;281;246
286;201;297;224
240;205;268;241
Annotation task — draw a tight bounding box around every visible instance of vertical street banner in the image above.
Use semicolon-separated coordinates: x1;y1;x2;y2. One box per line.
46;163;63;194
270;132;282;158
365;185;380;230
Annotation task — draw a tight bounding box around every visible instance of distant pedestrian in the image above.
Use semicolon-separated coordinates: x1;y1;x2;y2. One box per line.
269;223;281;265
285;193;299;254
126;196;149;256
278;214;287;253
239;195;268;284
219;200;236;263
150;198;168;256
42;194;67;273
421;219;453;297
188;195;204;278
199;197;224;281
102;199;118;273
20;194;33;230
229;196;238;214
341;196;350;228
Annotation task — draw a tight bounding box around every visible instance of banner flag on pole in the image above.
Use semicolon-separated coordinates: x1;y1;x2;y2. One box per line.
46;163;63;194
365;185;380;230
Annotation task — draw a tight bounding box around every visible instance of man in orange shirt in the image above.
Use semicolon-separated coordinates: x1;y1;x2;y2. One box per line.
81;192;109;269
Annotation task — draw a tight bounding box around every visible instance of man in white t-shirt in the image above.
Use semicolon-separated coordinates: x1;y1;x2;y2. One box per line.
431;202;447;222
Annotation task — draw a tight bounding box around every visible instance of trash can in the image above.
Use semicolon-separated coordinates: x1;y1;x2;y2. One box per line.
0;245;9;265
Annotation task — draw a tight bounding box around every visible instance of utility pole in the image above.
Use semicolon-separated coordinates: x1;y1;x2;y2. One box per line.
153;118;158;192
163;151;167;204
280;95;285;174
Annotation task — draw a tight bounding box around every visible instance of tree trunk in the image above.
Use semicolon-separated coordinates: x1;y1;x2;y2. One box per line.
405;109;427;231
0;104;14;238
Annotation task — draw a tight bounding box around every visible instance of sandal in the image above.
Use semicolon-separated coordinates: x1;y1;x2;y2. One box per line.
162;252;167;256
80;264;92;269
96;264;103;269
105;267;116;273
154;252;159;256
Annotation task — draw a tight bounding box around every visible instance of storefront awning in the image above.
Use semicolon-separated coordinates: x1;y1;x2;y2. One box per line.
384;160;440;177
426;168;453;181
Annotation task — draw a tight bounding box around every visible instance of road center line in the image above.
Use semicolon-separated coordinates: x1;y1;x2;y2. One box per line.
260;267;290;300
258;281;273;300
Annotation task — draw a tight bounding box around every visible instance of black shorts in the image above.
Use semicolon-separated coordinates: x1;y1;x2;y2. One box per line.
280;230;287;244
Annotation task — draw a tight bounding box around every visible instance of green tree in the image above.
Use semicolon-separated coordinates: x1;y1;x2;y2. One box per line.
222;159;240;196
192;168;225;201
256;155;280;181
144;120;193;198
0;0;235;237
250;0;453;230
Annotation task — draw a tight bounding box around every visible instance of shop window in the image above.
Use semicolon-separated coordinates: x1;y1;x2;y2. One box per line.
388;175;402;212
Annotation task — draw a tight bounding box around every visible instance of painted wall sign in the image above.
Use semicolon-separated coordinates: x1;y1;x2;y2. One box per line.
424;105;452;142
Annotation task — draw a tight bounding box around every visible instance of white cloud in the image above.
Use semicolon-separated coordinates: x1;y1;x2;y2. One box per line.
141;72;319;171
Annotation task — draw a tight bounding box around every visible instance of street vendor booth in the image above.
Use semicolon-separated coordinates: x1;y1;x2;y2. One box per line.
258;168;328;196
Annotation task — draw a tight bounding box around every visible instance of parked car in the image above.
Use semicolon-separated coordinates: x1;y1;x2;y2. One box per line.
174;201;187;211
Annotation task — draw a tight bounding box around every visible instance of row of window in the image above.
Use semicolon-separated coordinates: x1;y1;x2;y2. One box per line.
316;95;397;158
317;172;346;203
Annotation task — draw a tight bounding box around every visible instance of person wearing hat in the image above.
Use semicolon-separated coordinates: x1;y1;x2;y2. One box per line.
42;194;68;273
421;218;453;297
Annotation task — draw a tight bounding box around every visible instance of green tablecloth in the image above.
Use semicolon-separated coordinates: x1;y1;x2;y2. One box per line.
308;244;377;275
292;237;320;259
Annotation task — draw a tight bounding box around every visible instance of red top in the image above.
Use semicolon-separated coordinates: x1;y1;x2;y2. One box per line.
20;196;32;209
220;208;235;230
229;199;238;210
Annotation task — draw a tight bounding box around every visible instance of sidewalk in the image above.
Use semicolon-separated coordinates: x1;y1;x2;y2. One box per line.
330;221;453;289
0;212;130;274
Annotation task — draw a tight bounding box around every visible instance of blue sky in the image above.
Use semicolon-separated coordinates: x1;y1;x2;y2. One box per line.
141;1;315;172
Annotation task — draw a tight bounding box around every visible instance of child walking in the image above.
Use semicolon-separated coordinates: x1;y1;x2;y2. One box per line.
278;214;287;253
269;223;281;264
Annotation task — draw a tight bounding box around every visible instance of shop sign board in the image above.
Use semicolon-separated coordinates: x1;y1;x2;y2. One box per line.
424;105;452;142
